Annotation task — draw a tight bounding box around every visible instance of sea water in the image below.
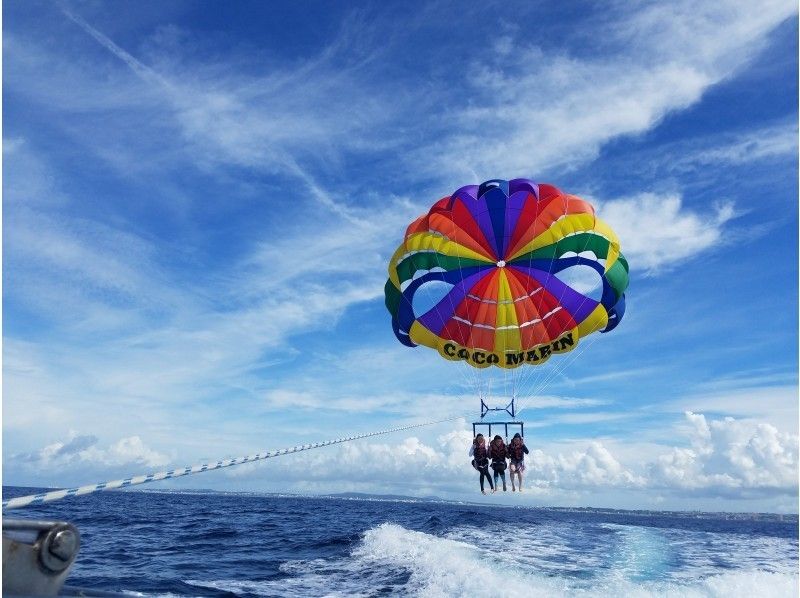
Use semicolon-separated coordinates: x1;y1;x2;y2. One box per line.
3;486;797;597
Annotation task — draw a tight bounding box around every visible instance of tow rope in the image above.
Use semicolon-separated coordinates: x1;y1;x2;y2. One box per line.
3;417;460;510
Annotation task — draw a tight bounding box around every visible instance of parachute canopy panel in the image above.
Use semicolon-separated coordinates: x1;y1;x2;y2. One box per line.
385;178;628;369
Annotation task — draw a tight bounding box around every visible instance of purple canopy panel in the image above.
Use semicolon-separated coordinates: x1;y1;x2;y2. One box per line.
418;269;491;335
510;265;598;324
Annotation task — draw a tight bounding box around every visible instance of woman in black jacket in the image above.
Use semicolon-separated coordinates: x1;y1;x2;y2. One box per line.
469;434;494;494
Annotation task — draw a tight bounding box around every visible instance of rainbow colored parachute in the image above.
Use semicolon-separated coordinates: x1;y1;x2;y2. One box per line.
385;179;628;369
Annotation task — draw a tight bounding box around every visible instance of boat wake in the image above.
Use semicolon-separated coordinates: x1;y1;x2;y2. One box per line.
186;522;798;597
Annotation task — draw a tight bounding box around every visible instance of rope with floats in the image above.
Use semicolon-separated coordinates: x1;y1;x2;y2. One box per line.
3;416;463;510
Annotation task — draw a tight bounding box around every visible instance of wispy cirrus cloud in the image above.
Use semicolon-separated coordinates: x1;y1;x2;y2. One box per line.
21;0;793;196
50;5;410;188
413;1;796;180
659;385;799;434
596;193;736;273
9;1;789;289
673;122;798;170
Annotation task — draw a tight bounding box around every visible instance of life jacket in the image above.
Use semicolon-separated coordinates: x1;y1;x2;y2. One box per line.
489;441;507;461
509;442;526;461
473;444;488;467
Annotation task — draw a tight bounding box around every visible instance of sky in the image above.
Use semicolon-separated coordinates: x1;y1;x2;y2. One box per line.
3;0;798;513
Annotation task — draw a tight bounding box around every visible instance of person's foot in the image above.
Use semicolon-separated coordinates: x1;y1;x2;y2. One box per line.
482;490;487;495
511;487;516;492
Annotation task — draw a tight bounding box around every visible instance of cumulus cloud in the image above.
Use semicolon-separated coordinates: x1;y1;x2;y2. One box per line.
527;442;644;490
663;385;798;435
231;412;796;499
220;429;644;498
55;434;99;458
649;412;798;494
9;411;796;503
12;432;169;472
16;434;95;464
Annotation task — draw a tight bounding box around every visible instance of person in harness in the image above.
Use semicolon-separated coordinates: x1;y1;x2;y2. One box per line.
508;433;529;492
488;435;509;492
469;434;494;494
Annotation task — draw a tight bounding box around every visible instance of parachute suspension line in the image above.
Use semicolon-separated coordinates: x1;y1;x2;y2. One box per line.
506;191;566;404
515;333;601;417
517;208;608;405
439;211;484;401
2;416;462;511
511;201;599;407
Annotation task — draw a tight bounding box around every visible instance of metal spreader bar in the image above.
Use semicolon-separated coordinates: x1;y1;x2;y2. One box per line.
473;395;524;440
479;398;516;419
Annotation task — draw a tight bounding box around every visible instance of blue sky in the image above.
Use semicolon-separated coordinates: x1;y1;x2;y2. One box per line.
3;0;798;512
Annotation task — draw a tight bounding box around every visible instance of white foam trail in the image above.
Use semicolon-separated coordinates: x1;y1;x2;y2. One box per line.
186;522;798;598
355;524;798;598
355;523;568;597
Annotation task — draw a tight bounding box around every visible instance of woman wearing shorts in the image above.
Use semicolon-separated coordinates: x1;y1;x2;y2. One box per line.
508;433;529;492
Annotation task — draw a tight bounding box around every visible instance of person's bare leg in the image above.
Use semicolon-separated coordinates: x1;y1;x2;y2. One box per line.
518;471;524;492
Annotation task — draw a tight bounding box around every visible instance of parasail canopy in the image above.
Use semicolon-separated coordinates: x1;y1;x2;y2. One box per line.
385;178;628;369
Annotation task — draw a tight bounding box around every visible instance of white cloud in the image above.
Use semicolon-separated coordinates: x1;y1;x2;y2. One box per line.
416;1;796;179
7;207;165;304
229;412;796;499
516;396;610;410
53;7;407;188
102;436;171;468
263;389;407;413
19;1;792;192
682;123;797;168
1;145;406;437
661;385;799;435
8;411;796;504
597;193;735;273
649;412;798;493
528;442;645;489
12;432;169;471
223;429;474;493
540;412;635;426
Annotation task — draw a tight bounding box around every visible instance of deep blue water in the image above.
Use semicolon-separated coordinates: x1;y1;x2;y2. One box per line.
3;486;798;597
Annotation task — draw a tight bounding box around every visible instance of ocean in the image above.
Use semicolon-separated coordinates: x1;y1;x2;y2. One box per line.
3;486;798;597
